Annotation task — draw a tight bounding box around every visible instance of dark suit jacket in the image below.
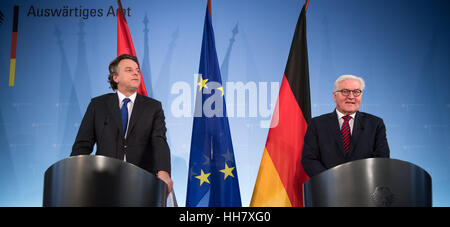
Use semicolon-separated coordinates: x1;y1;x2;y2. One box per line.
71;93;171;174
302;110;389;177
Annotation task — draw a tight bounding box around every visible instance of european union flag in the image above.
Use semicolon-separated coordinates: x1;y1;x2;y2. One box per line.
186;2;242;207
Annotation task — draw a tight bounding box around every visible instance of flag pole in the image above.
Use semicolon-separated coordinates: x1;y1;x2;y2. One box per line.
208;0;212;17
117;0;126;22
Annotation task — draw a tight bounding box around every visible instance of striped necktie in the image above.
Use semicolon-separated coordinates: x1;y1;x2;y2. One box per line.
341;115;352;154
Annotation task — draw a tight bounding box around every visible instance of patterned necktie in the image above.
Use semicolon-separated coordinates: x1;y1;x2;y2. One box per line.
121;98;131;136
341;115;352;154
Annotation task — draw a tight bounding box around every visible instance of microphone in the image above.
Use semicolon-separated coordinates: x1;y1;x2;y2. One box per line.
358;117;365;131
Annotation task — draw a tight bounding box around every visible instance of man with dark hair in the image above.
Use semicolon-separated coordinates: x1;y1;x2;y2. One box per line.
107;54;138;90
72;54;173;192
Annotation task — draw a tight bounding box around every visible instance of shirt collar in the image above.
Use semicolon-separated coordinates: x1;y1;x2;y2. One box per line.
117;91;137;104
336;109;356;120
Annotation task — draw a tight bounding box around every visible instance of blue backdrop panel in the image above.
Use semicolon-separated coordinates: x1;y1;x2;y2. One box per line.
0;0;449;206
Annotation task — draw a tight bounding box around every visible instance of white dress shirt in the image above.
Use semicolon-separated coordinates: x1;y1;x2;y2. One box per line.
336;109;356;135
117;91;137;138
117;91;137;162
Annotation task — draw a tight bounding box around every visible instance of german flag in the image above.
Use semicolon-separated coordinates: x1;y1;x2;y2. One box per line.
9;6;18;87
250;0;311;207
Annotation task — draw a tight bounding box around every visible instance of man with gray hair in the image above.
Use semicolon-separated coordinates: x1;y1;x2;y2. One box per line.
302;75;390;177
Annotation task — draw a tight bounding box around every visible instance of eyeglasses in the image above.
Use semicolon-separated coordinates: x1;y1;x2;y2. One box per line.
335;89;362;97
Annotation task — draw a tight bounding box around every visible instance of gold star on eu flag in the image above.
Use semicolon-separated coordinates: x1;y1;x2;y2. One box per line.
217;86;224;96
195;169;211;186
197;76;208;91
219;163;235;180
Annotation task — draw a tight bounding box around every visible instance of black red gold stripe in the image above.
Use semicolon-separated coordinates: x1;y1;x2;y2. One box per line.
9;6;19;87
251;1;311;207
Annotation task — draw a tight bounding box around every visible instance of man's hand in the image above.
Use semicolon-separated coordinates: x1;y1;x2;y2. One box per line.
157;170;173;193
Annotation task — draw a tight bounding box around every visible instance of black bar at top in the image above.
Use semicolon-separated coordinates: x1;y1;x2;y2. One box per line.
13;5;18;32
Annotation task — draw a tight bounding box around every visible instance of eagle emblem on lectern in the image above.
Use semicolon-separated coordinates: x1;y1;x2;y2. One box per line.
370;186;395;207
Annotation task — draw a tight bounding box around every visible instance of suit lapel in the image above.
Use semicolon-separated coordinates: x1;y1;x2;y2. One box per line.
328;111;346;156
107;93;125;138
349;111;363;156
127;94;146;136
